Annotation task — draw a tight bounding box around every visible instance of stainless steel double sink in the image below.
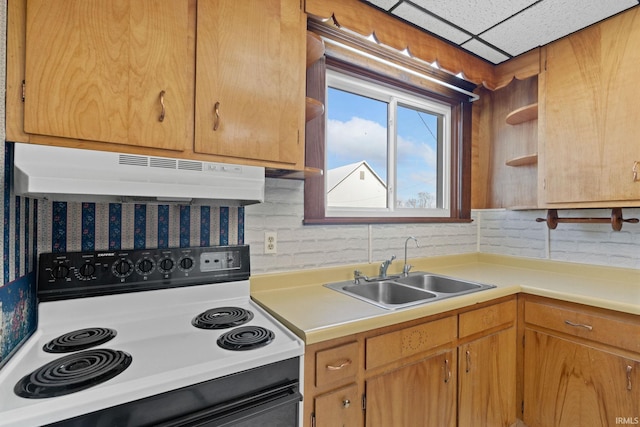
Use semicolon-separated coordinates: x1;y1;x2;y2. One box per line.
324;272;495;310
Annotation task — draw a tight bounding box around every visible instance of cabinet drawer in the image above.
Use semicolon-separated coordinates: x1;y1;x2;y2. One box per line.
315;342;359;388
366;315;457;370
525;300;640;353
314;384;360;427
459;299;516;339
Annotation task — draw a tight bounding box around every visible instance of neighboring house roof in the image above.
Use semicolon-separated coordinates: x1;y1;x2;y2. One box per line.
326;161;386;192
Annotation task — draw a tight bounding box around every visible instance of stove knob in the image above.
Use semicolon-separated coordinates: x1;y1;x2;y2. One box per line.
179;256;194;271
51;265;70;280
136;258;155;275
158;257;175;273
78;263;96;278
112;259;134;278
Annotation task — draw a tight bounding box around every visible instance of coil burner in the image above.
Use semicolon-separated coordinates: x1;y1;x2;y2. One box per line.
15;349;132;399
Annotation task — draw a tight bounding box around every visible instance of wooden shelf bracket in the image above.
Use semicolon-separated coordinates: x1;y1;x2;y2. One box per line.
536;208;639;231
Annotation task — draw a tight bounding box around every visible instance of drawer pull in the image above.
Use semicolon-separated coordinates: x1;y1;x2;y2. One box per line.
564;320;593;331
342;399;351;408
158;90;166;122
627;365;633;391
326;359;352;371
213;101;221;131
444;358;451;383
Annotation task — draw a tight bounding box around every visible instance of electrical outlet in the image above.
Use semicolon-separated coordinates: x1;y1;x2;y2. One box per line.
264;231;277;254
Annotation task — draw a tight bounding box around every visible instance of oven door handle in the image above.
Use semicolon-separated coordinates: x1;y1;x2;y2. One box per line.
155;380;301;427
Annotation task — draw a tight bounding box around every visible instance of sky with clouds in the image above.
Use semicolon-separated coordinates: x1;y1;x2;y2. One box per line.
326;87;440;207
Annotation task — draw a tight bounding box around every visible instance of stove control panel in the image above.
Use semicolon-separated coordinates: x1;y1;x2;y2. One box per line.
37;245;251;301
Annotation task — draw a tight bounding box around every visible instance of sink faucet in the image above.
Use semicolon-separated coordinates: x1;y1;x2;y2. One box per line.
353;270;370;284
403;237;420;276
379;255;396;278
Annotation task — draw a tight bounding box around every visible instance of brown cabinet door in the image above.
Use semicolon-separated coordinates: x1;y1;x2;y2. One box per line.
24;0;191;150
524;329;640;427
314;383;362;427
365;351;456;427
458;327;517;427
541;8;640;204
194;0;305;167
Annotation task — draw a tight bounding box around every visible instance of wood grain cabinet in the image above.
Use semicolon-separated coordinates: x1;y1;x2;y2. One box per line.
9;0;307;170
303;297;519;427
23;0;191;151
194;0;306;168
364;315;458;427
523;296;640;427
539;7;640;206
458;300;518;427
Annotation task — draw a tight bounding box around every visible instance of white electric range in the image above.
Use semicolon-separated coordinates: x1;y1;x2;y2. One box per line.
0;245;304;427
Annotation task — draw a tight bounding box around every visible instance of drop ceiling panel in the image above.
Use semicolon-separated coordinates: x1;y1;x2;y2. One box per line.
481;0;639;57
361;0;639;63
409;0;539;34
461;39;509;64
392;2;470;44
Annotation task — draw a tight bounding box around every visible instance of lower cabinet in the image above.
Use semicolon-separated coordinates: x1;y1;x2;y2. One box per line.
365;351;457;427
314;383;361;427
458;328;517;426
304;296;518;427
523;296;640;427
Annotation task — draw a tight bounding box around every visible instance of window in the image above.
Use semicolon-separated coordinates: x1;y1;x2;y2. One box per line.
303;28;475;225
325;70;451;218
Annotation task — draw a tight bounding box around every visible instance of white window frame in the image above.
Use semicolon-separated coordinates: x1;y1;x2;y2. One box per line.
325;69;452;218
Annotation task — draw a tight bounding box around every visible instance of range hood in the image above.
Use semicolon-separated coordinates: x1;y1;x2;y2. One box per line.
13;144;265;205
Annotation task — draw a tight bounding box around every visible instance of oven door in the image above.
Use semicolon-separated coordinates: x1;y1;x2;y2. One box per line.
47;358;301;427
157;381;301;427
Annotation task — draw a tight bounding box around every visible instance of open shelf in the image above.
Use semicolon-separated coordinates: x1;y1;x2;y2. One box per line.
307;32;325;69
505;103;538;125
506;153;538;167
306;97;324;122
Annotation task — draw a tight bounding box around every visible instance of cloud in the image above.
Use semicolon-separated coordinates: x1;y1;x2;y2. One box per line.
397;135;438;169
326;117;387;166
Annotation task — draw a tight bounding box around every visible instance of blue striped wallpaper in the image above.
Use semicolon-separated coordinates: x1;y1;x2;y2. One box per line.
0;142;247;367
40;202;244;254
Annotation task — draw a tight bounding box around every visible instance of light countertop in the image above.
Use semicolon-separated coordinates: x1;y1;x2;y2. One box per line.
250;253;640;345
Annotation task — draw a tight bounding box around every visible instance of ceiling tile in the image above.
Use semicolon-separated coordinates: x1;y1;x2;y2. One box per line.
392;2;471;44
461;39;510;64
365;0;400;10
409;0;539;34
482;0;639;57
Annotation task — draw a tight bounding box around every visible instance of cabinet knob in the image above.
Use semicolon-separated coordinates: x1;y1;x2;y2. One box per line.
342;399;350;408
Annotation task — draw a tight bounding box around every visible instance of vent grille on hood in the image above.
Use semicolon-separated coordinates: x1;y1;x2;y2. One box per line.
13;144;265;205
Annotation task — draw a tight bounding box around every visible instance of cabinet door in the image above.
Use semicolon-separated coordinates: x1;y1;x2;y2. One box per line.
458;327;517;427
523;330;640;427
314;383;362;427
24;0;191;151
365;351;456;427
194;0;305;167
541;8;640;204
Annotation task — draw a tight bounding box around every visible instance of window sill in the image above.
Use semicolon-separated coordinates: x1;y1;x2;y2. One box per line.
303;217;474;225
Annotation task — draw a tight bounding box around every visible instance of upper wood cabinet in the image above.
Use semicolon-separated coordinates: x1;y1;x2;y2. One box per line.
539;7;640;207
194;0;306;167
23;0;191;151
9;0;307;170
